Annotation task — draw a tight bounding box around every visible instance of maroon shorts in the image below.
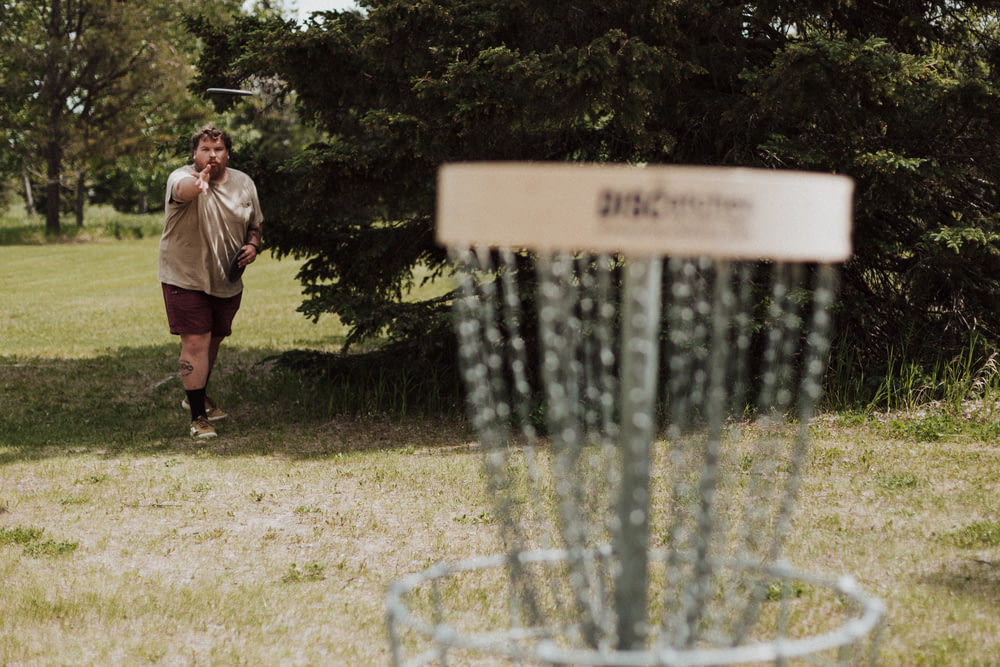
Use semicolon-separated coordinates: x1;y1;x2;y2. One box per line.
162;284;242;336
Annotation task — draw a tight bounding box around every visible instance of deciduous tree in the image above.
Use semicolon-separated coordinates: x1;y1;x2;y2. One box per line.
0;0;229;231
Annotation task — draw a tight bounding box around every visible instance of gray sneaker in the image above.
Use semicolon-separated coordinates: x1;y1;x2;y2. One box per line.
190;416;217;439
181;396;228;421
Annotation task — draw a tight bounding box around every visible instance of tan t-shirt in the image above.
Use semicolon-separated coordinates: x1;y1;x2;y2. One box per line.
158;165;263;298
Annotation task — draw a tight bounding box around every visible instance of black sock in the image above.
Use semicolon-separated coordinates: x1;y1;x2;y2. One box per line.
186;388;207;420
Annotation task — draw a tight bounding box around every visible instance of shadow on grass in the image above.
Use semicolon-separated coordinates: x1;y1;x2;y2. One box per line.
919;558;1000;608
0;344;470;464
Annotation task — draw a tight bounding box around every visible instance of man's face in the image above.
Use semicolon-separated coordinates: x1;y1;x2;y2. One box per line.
192;136;229;180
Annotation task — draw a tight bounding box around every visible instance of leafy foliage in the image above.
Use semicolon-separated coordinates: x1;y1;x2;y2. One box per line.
190;1;1000;395
0;0;237;226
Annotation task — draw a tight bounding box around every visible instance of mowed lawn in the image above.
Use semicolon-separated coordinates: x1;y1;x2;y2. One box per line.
1;232;1000;664
0;234;486;665
0;237;345;357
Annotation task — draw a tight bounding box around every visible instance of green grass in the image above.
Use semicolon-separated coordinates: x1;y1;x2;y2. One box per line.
825;335;1000;421
0;526;44;546
943;520;1000;549
0;217;346;358
1;203;462;417
2;208;1000;664
0;212;365;455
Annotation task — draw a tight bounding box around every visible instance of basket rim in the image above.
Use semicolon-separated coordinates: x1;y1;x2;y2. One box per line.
387;547;885;667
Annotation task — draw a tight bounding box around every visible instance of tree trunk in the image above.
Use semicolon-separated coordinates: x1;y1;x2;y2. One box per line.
45;140;62;235
21;165;34;216
75;170;85;227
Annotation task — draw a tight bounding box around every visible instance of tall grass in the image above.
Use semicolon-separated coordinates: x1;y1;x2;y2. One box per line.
0;204;163;244
825;334;1000;429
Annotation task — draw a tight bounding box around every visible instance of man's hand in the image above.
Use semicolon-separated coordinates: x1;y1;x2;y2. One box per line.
194;164;211;194
236;244;258;268
238;228;262;268
172;164;213;202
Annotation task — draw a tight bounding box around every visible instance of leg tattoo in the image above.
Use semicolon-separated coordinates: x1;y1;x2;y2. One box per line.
179;359;195;377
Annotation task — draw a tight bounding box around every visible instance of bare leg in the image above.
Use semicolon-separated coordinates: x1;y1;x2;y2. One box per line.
179;333;213;391
180;334;228;432
207;335;225;379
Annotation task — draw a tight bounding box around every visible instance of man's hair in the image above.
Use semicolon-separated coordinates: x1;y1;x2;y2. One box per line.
189;125;233;156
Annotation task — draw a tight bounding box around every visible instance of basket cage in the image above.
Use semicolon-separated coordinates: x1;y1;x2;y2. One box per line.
387;247;884;666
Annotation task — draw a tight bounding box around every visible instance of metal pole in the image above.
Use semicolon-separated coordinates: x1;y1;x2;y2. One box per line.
614;256;662;650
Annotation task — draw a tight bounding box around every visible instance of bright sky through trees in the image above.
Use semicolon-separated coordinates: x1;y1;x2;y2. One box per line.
243;0;360;22
295;0;359;17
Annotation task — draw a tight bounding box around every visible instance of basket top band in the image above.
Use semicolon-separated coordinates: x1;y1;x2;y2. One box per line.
437;162;853;262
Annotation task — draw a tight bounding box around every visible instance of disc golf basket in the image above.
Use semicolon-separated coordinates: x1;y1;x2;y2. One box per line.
387;164;884;666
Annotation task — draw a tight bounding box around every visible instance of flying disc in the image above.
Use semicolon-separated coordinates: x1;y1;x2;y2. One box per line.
228;248;246;283
207;88;256;96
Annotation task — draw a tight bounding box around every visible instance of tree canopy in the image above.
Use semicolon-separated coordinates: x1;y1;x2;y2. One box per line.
0;0;240;230
190;0;1000;393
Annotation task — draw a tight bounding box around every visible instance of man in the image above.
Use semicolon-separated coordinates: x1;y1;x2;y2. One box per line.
158;125;263;438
